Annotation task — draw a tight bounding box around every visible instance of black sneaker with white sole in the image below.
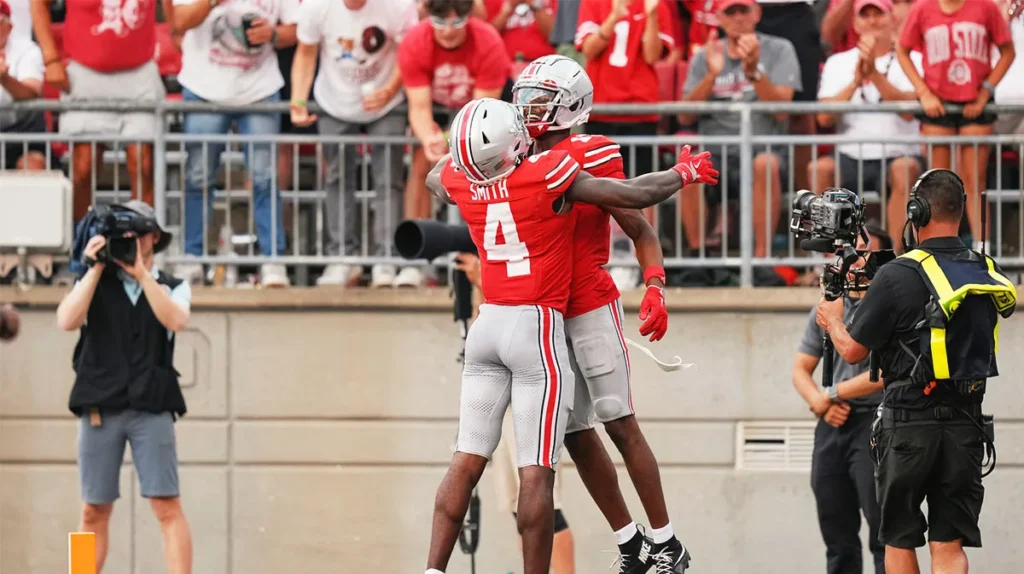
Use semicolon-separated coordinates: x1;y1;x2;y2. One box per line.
650;537;691;573
616;530;655;574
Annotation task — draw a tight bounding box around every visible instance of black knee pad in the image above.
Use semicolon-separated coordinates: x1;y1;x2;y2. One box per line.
554;509;569;533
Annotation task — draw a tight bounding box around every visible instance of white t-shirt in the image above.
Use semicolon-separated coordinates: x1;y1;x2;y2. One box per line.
818;48;924;160
6;0;32;43
174;0;300;104
0;37;44;130
993;18;1024;104
295;0;417;122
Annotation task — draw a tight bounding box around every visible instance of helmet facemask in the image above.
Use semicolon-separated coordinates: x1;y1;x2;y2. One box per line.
513;85;584;138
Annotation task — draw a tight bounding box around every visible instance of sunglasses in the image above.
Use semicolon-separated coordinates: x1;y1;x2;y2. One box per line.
429;15;468;29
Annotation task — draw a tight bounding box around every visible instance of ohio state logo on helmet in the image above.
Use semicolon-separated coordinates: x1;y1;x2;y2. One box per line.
448;98;532;185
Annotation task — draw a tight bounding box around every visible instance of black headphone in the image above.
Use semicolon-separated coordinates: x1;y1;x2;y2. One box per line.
906;168;967;228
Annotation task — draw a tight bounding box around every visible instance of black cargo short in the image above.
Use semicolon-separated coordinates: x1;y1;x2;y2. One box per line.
874;418;986;549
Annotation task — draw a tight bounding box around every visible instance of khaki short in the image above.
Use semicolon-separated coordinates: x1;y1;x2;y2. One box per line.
59;60;164;138
492;412;565;514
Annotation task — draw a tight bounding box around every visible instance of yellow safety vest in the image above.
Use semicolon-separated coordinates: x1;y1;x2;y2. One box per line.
896;249;1017;381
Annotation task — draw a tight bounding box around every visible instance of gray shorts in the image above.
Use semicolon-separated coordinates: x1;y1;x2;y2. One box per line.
564;299;634;434
59;61;164;138
456;304;575;469
77;409;179;504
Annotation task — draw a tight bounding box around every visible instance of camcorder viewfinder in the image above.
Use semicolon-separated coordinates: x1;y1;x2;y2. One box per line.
92;205;160;266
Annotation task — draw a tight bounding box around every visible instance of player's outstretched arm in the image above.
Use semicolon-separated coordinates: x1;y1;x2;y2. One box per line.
425;154;455;206
564;145;718;209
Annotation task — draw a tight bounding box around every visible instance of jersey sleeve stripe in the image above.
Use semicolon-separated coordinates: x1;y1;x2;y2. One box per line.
583;153;621;170
547;161;580;190
545;155;573;180
583;144;619;157
575;22;599;47
659;32;675;47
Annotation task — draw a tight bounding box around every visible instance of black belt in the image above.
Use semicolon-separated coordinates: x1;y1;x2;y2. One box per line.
882;404;982;423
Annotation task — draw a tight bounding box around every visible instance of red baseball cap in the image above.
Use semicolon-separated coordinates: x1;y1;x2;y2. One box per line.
716;0;755;11
855;0;893;13
0;0;11;18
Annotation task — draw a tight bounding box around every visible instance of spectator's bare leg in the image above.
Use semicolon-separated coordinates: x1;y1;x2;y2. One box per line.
81;503;113;572
958;125;994;244
919;125;954;170
151;496;193;574
929;540;968;574
680;183;705;250
753;152;783;258
516;466;556;574
125;143;154;207
807;155;836;194
278;143;296;192
790;115;815;191
551;528;575;574
71;143;100;222
427;452;488;572
886;157;923;250
15;152;47;171
885;546;921;574
407;148;434;219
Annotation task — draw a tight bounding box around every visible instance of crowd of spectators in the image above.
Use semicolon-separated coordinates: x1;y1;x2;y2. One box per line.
1;0;1022;288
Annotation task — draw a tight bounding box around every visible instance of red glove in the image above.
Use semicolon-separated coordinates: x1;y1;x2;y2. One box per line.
638;285;668;342
671;144;719;187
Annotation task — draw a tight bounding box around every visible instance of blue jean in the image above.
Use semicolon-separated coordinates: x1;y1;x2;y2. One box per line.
182;88;286;256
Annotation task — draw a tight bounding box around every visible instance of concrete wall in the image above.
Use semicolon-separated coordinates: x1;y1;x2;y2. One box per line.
1;288;1022;574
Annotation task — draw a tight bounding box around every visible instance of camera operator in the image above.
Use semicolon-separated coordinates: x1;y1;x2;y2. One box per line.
452;252;577;574
56;200;193;574
815;169;1017;574
0;302;18;341
793;227;891;574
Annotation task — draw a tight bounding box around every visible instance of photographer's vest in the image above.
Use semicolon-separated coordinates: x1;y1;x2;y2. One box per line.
889;248;1017;385
68;270;187;417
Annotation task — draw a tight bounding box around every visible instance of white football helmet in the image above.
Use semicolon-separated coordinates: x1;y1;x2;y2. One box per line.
448;98;532;185
512;55;594;138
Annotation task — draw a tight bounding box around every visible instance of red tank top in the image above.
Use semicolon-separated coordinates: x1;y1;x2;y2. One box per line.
65;0;156;72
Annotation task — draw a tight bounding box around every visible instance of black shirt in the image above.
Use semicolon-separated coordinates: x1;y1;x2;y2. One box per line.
847;237;993;409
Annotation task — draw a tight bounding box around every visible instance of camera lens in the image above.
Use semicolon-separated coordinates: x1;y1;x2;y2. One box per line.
793;189;816;211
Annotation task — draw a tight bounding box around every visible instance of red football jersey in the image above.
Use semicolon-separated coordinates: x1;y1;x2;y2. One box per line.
552;134;628;319
899;0;1011;103
398;18;511;108
484;0;559;62
440;150;582;314
575;0;676;123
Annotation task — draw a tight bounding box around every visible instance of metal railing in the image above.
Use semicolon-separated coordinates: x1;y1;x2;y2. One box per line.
2;100;1024;287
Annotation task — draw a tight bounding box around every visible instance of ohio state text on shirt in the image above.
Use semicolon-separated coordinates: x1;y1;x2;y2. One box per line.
65;0;157;72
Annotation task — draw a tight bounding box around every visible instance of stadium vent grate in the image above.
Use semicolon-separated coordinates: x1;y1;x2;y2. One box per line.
734;421;815;471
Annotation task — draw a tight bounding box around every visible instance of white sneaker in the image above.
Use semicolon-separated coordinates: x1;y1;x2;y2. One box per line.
370;264;398;288
609;266;641;291
393;266;424;288
174;263;205;286
259;263;290;288
316;264;362;287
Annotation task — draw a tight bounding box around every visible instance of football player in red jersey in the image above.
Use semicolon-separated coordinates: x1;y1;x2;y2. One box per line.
513;54;689;574
420;98;717;574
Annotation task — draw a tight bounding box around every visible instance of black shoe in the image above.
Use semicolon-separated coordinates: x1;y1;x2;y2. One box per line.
650;537;691;573
615;529;655;574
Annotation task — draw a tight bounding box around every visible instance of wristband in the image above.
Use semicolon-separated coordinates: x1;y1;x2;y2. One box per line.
44;57;61;66
981;80;995;94
290;99;307;108
643;265;666;286
827;385;840;402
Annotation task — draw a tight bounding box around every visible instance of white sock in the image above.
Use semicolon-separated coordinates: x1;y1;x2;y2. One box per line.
425;570;445;574
651;522;674;544
614;522;638;545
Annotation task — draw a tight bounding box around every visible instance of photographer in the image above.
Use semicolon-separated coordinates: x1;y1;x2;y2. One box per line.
815;170;1017;574
793;227;891;574
56;200;193;574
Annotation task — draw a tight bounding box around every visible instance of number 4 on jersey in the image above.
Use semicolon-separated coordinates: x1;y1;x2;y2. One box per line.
484;202;531;277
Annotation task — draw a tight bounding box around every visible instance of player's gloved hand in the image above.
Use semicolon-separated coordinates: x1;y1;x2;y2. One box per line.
638;285;668;342
671;144;719;186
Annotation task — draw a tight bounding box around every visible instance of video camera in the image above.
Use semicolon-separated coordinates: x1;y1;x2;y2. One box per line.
395;220;477;362
789;188;895;386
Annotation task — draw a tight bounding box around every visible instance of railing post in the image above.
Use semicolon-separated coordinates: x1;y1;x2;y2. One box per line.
153;100;167;226
739;106;753;288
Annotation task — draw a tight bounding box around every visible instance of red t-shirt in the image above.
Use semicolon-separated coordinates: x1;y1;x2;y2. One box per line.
899;0;1012;102
440;150;581;313
484;0;558;62
553;134;628;319
684;0;717;57
398;18;512;109
575;0;676;122
65;0;157;72
826;0;860;54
